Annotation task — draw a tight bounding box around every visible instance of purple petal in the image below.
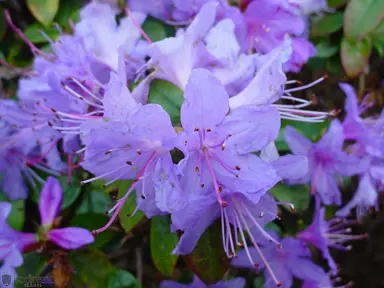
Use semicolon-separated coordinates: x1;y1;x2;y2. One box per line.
2;163;28;200
218;105;280;154
312;165;341;205
49;227;94;250
181;69;229;131
185;2;218;43
271;154;308;180
284;126;312;156
284;38;316;73
39;177;63;226
0;239;23;267
0;202;12;224
229;42;289;109
288;257;328;284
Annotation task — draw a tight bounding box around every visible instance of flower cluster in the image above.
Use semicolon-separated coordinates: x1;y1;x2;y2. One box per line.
0;0;377;287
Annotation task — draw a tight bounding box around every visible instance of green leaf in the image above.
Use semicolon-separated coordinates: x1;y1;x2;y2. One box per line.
108;269;141;288
0;192;25;230
55;0;83;26
24;24;60;44
150;215;179;276
315;42;339;58
328;0;347;8
16;253;48;288
148;80;183;125
344;0;384;39
185;221;229;285
270;184;310;213
76;189;113;215
69;213;115;248
70;247;114;288
373;38;384;57
118;182;146;233
27;0;60;26
310;12;344;37
341;37;372;78
60;177;82;209
142;19;167;42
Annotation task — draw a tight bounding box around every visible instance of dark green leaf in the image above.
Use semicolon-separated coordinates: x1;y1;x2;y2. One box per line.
24;24;60;44
108;269;141;288
70;247;114;288
117;181;146;233
328;0;347;8
27;0;60;26
148;80;183;125
150;215;179;276
55;0;83;26
344;0;384;39
69;213;115;248
310;12;344;36
76;189;113;215
315;42;339;58
60;177;82;209
185;221;229;285
270;184;310;213
341;37;372;78
253;275;265;288
373;38;384;57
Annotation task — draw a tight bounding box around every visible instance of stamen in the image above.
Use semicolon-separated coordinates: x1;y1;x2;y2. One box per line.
62;83;104;109
69;78;103;103
204;150;227;207
125;8;152;44
284;76;327;93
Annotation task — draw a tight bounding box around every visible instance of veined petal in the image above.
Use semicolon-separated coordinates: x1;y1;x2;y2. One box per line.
181;69;229;131
271;154;308;180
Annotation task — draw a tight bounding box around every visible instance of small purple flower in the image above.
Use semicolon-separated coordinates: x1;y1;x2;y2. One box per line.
297;197;366;274
38;177;94;250
285;119;369;205
232;234;328;288
160;274;245;288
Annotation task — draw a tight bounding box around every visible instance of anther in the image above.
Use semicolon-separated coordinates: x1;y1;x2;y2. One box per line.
105;151;111;155
235;165;241;170
276;282;282;287
206;128;212;132
136;150;142;155
194;128;199;132
91;230;97;236
218;186;223;193
220;201;228;208
221;144;226;151
253;264;260;268
259;212;264;218
200;184;205;188
140;195;146;199
277;244;283;249
195;166;200;173
126;161;133;165
170;182;175;188
184;140;188;145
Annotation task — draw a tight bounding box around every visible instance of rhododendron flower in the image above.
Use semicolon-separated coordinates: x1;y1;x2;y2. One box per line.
160;275;245;288
285;120;369;205
297;197;366;274
232;234;328;288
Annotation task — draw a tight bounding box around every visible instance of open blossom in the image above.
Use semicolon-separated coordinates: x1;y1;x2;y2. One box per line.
284;119;369;205
160;275;245;288
297;196;366;274
232;234;328;288
38;177;95;249
336;84;384;218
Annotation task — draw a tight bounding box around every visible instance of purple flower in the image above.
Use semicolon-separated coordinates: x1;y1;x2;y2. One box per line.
283;38;316;73
288;0;333;16
284;119;369;205
160;275;245;288
229;41;331;122
0;202;37;272
243;0;305;54
38;177;94;249
297;197;366;274
176;68;280;207
232;235;328;288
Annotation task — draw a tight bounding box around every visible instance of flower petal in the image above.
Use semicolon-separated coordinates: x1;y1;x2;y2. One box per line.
271;154;308;180
39;177;63;226
181;69;229;131
49;228;94;250
284;126;312;156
